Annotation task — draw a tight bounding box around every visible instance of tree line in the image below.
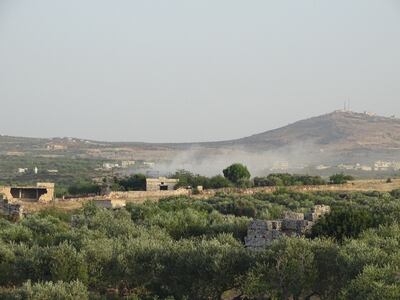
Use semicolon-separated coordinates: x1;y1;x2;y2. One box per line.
64;163;355;197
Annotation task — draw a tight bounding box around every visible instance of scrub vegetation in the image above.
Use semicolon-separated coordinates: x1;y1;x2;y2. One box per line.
1;188;400;299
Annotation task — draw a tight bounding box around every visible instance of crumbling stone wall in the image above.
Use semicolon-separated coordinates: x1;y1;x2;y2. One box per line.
0;198;24;219
245;205;330;250
282;211;305;220
36;183;55;202
109;189;190;203
305;205;331;222
245;220;284;249
93;199;126;209
0;187;13;201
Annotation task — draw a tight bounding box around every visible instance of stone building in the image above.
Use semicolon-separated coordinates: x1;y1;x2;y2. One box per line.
146;177;179;191
0;182;55;203
245;205;331;250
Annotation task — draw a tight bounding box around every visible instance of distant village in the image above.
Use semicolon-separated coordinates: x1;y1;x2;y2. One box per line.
270;160;400;172
15;159;156;177
14;159;400;180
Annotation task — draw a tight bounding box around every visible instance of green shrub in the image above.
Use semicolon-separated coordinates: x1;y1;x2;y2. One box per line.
311;207;378;241
390;189;400;198
112;174;146;191
4;280;89;300
254;173;326;187
67;181;101;196
329;173;354;185
223;163;251;185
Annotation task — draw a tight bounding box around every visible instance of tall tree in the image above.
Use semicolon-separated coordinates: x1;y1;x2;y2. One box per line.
223;163;251;184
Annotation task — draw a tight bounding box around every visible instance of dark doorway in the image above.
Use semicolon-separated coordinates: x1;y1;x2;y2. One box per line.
10;188;47;200
160;185;168;191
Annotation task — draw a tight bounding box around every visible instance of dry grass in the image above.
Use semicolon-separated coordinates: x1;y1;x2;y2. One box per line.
344;178;400;192
18;199;85;213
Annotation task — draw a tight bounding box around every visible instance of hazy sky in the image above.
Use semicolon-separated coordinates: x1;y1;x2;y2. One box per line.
1;0;399;142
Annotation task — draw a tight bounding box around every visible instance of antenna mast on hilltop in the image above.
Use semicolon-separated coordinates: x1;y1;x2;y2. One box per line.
343;99;351;112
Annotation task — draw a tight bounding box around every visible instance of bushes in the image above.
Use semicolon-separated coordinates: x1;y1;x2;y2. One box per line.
342;265;400;300
223;163;251;185
329;173;354;184
254;173;326;187
390;188;400;198
0;226;33;245
240;227;400;300
311;207;377;241
209;197;257;218
157;235;251;299
112;174;146;191
0;280;88;300
172;170;232;189
46;243;88;284
21;215;69;246
67;180;101;196
208;175;233;189
172;165;252;190
0;241;16;286
2;190;400;298
241;238;318;300
173;170;210;189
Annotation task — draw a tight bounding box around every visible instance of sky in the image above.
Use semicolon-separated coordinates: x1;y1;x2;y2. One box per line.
0;0;399;143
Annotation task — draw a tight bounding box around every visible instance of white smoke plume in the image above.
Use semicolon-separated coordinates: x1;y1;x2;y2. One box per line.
153;141;324;177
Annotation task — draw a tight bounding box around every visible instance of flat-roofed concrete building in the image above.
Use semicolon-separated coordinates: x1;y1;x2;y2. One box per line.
146;177;179;191
0;182;55;203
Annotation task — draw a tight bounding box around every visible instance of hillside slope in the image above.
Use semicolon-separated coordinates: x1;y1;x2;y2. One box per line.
226;111;400;151
1;111;400;165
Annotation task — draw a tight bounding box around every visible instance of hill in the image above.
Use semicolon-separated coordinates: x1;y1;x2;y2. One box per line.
229;110;400;151
1;110;400;178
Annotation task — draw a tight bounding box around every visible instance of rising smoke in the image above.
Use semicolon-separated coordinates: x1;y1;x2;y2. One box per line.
154;141;324;177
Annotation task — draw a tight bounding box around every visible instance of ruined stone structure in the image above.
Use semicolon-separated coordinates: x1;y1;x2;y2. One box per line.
146;177;179;191
0;182;55;203
304;204;331;222
0;198;24;219
245;205;331;250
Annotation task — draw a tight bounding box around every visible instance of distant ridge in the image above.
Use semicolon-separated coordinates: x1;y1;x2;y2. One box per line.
226;110;400;151
1;111;400;165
